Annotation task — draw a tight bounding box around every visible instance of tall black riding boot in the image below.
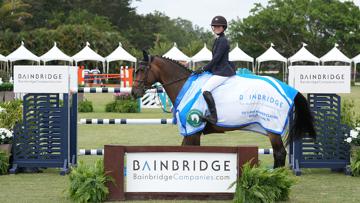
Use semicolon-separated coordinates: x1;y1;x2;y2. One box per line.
202;91;217;125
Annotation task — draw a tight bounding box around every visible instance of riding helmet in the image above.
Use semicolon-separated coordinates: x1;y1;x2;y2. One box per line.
211;16;227;30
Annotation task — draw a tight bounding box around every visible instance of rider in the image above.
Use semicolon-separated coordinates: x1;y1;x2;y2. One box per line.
194;15;236;125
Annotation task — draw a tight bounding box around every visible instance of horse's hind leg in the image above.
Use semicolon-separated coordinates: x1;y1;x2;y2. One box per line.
268;133;287;168
181;132;201;146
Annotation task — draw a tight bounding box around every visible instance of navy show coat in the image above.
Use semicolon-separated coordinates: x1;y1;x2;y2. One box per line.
202;33;236;76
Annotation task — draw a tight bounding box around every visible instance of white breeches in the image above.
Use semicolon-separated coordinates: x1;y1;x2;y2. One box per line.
201;75;229;92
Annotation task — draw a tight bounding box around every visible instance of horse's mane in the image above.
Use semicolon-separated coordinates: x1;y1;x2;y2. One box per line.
156;56;192;73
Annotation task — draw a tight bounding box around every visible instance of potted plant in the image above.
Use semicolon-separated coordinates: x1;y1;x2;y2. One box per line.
0;128;13;154
68;159;112;202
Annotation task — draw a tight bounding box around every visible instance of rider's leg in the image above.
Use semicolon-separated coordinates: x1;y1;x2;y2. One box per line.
201;75;228;124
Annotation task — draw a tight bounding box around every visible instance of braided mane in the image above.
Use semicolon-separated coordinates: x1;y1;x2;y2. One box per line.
157;56;192;73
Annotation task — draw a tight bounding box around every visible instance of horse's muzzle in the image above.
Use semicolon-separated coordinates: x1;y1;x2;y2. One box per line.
131;87;145;99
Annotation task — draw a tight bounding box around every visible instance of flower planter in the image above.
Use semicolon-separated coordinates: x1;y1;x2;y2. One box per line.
0;144;12;154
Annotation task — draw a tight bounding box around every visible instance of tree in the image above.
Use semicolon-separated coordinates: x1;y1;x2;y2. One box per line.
0;0;32;31
228;0;360;58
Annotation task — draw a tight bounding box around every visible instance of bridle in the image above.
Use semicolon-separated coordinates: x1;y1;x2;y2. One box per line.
134;59;153;92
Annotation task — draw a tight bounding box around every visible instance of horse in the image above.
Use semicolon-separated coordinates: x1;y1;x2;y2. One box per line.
131;51;316;168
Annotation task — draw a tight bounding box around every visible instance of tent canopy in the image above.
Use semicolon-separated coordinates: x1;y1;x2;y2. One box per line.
0;53;6;62
106;42;137;63
288;43;320;64
162;42;190;62
40;42;72;63
72;42;105;63
6;41;40;62
256;43;287;63
352;53;360;64
191;43;212;63
320;43;351;63
229;43;253;62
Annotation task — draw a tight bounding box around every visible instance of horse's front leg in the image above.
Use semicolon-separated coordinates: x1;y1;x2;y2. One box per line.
268;133;287;168
181;132;201;146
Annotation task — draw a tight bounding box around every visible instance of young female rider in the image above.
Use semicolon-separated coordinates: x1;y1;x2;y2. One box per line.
194;15;236;125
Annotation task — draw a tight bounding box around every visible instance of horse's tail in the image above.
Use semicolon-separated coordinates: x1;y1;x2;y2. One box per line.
286;93;317;145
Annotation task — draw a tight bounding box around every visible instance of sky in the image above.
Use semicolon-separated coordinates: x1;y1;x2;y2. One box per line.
131;0;360;30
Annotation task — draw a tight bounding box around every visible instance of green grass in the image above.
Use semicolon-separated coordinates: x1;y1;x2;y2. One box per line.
1;87;360;203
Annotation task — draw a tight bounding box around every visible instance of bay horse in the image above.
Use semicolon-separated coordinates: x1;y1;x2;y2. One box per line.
131;52;316;168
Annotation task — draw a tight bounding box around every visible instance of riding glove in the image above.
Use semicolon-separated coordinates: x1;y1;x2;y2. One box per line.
194;67;204;74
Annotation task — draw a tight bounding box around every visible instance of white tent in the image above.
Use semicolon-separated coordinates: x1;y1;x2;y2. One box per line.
106;42;136;63
72;42;105;72
288;43;320;65
229;43;254;71
163;42;190;62
320;43;351;64
191;43;212;63
256;43;287;80
353;53;360;64
6;41;40;75
7;41;40;63
105;42;137;73
256;43;287;64
40;42;72;64
229;43;253;62
352;53;360;82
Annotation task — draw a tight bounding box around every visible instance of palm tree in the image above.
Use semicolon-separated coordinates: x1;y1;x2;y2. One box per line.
0;0;32;30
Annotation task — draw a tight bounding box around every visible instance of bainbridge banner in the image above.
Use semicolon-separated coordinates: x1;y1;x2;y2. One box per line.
288;65;351;93
126;152;237;193
14;65;77;93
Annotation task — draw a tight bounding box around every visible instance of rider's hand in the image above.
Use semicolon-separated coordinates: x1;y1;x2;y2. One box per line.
194;67;204;74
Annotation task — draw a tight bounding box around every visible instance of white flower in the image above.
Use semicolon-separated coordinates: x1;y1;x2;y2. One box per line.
356;127;360;131
350;130;359;138
346;137;352;143
0;128;13;140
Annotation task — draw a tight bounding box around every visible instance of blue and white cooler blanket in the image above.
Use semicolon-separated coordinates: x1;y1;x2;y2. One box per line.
173;72;298;136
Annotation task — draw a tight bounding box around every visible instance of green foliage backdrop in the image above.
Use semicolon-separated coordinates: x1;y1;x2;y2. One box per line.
0;0;359;60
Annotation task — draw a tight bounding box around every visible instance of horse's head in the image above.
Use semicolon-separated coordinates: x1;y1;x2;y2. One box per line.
131;50;158;98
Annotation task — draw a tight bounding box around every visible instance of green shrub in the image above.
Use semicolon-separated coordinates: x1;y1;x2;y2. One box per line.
0;83;13;91
68;159;111;203
341;99;360;129
78;100;93;112
231;163;296;203
351;149;360;177
0;100;23;129
0;70;10;82
0;150;10;175
105;100;138;113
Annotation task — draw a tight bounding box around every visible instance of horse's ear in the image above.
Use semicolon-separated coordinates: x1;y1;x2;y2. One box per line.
142;49;149;62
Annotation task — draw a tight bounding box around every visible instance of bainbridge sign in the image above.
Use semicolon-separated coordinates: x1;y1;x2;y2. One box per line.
288;65;351;93
104;145;258;201
126;152;237;193
14;65;77;93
